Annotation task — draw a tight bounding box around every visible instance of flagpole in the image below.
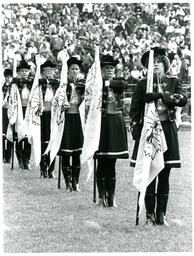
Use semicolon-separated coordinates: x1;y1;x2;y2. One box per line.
11;124;15;170
58;155;62;189
136;191;140;225
93;157;97;203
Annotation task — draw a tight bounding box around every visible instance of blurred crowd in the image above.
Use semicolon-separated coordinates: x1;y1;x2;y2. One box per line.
1;2;191;83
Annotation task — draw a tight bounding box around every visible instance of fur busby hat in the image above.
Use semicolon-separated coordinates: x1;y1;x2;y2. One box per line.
4;69;13;77
141;46;170;73
40;60;56;72
17;59;31;71
100;54;119;68
67;57;83;68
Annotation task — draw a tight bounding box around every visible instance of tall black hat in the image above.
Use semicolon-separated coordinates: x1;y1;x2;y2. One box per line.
100;54;119;68
4;69;13;77
141;46;170;72
67;57;83;68
40;60;56;72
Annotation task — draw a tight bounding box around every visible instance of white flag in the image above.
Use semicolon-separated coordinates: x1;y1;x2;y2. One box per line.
79;45;103;181
133;50;167;214
44;50;70;165
23;55;44;166
6;83;25;142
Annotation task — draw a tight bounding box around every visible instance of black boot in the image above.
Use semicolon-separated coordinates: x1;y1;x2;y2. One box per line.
156;194;169;226
48;159;56;178
97;178;107;207
4;138;12;163
145;194;156;225
23;140;31;170
106;178;117;207
62;167;72;192
72;166;81;192
40;156;48;178
16;141;24;169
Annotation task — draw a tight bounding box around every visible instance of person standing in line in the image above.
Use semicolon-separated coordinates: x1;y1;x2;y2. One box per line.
15;59;34;170
39;60;59;178
95;54;129;207
60;56;85;192
129;47;187;225
2;69;13;164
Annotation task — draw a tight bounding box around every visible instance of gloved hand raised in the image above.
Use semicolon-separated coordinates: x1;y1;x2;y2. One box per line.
145;92;162;103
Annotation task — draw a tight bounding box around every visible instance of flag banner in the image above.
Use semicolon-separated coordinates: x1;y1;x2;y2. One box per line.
133;50;167;214
79;45;103;181
44;50;70;165
6;83;25;142
23;55;44;166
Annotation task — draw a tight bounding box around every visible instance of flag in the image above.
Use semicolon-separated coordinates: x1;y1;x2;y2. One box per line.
133;50;167;214
6;83;25;142
23;55;45;166
79;45;103;181
44;50;70;165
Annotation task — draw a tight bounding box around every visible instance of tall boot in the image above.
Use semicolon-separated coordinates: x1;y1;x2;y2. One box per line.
156;194;169;226
97;178;107;207
3;137;12;163
40;155;48;178
62;167;72;192
106;178;117;207
3;136;6;163
23;139;31;170
72;166;81;192
48;159;56;178
145;193;156;225
6;139;12;163
16;141;24;169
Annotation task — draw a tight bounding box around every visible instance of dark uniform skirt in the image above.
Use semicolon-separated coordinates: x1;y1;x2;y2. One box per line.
95;113;129;159
60;113;83;155
130;120;181;168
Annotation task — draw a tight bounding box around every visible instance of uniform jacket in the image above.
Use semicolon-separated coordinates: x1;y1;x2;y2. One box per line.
13;77;34;93
129;75;187;140
39;78;59;99
66;78;85;105
102;78;127;116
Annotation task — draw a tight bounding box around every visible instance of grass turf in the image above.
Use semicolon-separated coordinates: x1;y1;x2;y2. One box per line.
3;130;192;252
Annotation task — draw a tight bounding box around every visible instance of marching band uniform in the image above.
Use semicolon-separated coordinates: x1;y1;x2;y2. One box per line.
95;55;129;207
60;57;85;192
39;60;59;178
129;47;187;225
15;60;33;169
2;69;13;163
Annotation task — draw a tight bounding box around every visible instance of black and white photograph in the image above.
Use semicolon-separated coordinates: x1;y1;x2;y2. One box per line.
1;0;192;253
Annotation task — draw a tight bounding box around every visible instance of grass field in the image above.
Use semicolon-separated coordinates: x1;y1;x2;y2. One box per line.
3;130;192;253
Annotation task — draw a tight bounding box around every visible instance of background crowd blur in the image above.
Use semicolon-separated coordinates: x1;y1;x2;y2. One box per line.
1;2;191;84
